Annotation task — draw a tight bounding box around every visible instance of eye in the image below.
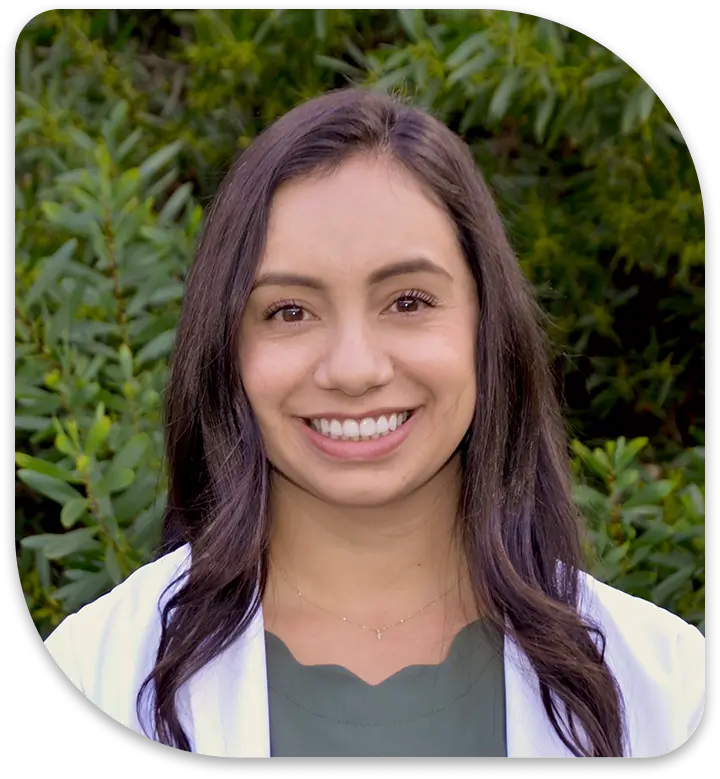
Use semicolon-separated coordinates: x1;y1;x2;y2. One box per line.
389;289;438;315
262;300;310;324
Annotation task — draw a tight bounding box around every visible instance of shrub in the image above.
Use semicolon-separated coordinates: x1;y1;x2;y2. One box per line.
16;10;703;636
574;438;704;631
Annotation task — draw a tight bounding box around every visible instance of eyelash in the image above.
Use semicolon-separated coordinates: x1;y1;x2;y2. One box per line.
261;289;439;323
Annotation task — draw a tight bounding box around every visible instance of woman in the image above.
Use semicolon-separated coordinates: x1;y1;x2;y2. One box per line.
45;88;704;758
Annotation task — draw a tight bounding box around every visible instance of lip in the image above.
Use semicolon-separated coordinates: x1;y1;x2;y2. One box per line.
296;408;421;462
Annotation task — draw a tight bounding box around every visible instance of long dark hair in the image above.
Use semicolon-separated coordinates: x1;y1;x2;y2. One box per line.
137;88;626;756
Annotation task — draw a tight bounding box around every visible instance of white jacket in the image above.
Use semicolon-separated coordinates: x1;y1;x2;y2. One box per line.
44;544;704;757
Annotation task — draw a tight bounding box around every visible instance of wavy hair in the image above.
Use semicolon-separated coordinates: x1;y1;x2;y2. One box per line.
137;88;626;756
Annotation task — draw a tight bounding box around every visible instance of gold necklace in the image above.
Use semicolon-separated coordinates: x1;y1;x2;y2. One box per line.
273;561;459;640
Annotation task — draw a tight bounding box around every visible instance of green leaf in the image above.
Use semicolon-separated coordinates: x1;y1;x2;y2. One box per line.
637;86;656;124
14;453;81;483
315;54;362;78
314;9;327;40
26;239;78;306
632;522;672;548
104;545;123;585
488;71;520;121
85;415;112;457
135;329;176;366
397;9;424;42
16;469;83;505
621;88;642;134
572;440;611;481
616;437;648;471
614;467;640;493
114;169;141;206
36;550;51;589
113;476;158;523
132;312;178;346
372;64;414;93
447;49;496;86
382;49;410;72
118;344;134;381
111;434;150;471
620;504;663;525
126;499;165;551
651;566;695;606
145;167;179;200
573;484;611;521
534;92;556;142
613;571;657;591
158;182;194;225
97;466;135;495
649;548;698;571
68;128;94;152
628;545;652;567
21;528;99;559
61;497;90;529
52;569;111;610
148;283;185;305
680;483;704;518
603;541;630;566
661;121;685;144
138;141;183;183
15;415;51;432
107;99;129;135
446;31;490;69
41;203;96;235
623;480;675;508
583;66;626;90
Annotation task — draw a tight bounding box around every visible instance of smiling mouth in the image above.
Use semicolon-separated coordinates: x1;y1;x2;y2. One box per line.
302;409;416;441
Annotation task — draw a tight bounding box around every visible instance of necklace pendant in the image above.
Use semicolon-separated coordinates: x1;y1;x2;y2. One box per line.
376;631;383;640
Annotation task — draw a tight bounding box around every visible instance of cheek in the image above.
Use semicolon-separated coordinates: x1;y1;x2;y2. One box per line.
410;319;476;379
238;338;309;411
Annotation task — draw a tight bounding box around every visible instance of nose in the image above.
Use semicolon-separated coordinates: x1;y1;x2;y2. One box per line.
313;316;394;396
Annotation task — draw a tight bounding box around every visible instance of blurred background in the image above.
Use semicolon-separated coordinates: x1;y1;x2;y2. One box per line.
15;10;704;637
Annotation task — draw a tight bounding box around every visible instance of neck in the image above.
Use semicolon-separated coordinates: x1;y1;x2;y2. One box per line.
266;455;468;621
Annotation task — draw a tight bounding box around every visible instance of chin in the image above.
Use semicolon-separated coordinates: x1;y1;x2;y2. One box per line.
305;475;418;507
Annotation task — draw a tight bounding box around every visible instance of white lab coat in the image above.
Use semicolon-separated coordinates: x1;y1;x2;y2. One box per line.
44;544;704;757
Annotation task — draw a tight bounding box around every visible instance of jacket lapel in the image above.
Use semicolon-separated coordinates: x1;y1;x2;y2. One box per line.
190;608;271;757
503;635;572;757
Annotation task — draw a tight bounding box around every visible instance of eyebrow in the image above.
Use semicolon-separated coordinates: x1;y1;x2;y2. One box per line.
251;257;454;292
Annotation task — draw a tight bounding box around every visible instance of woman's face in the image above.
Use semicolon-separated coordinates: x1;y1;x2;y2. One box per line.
238;155;479;507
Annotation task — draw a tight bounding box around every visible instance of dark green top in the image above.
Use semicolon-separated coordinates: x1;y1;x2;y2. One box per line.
264;620;507;757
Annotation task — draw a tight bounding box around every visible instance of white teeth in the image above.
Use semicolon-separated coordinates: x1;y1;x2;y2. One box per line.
342;419;360;439
308;411;413;441
359;417;376;437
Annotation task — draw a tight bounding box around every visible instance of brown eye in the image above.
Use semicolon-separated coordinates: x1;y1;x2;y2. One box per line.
396;297;420;313
280;306;304;323
390;290;437;315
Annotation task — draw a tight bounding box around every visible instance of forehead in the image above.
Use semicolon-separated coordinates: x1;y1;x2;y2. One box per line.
259;156;466;279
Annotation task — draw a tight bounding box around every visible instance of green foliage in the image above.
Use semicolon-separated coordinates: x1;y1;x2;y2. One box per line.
16;10;703;636
572;438;704;631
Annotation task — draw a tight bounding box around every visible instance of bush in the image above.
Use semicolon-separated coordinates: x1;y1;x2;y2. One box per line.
573;438;704;631
15;10;703;636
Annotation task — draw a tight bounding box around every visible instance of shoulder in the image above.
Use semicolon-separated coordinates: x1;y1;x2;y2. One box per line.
45;545;192;696
48;543;191;642
577;571;704;754
577;570;703;659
